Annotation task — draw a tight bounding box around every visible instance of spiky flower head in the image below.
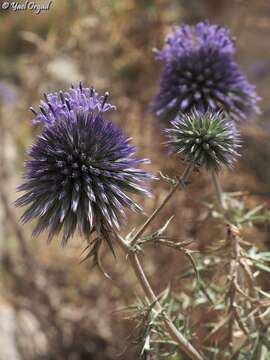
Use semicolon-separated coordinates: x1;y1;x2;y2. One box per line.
15;84;153;254
166;110;240;172
151;21;260;125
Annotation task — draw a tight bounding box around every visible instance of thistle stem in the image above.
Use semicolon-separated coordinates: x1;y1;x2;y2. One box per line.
227;224;240;354
211;171;226;209
130;163;194;248
116;235;203;360
115;163;203;360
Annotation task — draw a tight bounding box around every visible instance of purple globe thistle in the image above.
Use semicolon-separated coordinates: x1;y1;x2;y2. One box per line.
166;110;241;172
151;21;260;125
15;84;153;253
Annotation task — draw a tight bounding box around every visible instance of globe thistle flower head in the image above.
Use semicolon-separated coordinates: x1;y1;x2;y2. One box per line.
166;110;241;172
30;82;116;126
152;21;260;125
16;86;153;250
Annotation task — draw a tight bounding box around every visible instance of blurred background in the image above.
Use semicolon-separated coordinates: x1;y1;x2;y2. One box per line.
0;0;270;359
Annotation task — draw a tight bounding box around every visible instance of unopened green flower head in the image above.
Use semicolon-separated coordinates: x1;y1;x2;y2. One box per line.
166;110;241;172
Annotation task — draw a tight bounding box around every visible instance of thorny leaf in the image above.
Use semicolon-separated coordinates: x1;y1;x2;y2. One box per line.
120;298;169;358
79;237;112;279
254;262;270;274
238;204;265;224
139;216;175;244
136;218;199;279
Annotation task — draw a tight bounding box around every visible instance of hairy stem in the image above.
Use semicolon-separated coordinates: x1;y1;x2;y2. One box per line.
211;170;226;209
115;163;203;360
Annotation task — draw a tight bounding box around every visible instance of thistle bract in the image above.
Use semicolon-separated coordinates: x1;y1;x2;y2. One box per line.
151;21;260;125
166;110;240;172
15;85;153;249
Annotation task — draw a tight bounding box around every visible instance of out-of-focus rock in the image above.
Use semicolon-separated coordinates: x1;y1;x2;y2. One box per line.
0;302;20;360
16;310;48;360
0;301;49;360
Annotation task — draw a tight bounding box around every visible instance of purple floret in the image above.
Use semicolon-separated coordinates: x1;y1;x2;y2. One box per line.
151;21;260;125
31;82;116;126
